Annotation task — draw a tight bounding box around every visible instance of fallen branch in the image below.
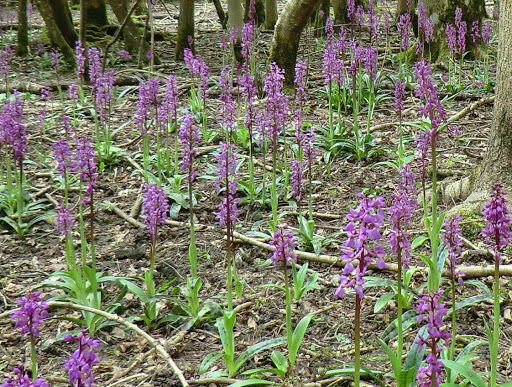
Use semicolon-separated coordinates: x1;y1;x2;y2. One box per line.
105;201;512;279
47;301;189;387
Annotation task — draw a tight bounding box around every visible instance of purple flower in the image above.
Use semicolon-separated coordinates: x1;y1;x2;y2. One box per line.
294;59;308;134
136;77;160;134
178;114;202;182
213;142;240;227
347;0;355;26
241;22;254;62
158;74;178;131
94;70;115;122
75;136;98;204
335;194;386;298
482;22;493;45
415;290;451;387
64;330;100;387
1;92;26;165
88;47;102;87
52;138;75;178
75;40;85;81
398;13;411;51
445;23;457;56
482;183;512;259
457;20;467;55
269;226;297;267
219;65;236;133
424;17;434;43
146;49;153;61
50;48;60;71
394;79;406;114
55;204;76;236
11;291;49;338
0;46;12;83
142;183;169;243
68;82;79;100
290;160;305;202
355;5;365;27
454;7;462;29
118;49;131;59
40;86;50;101
364;46;377;81
414;59;445;129
441;214;465;283
2;365;49;387
388;177;416;269
263;63;288;148
367;0;379;40
471;20;480;43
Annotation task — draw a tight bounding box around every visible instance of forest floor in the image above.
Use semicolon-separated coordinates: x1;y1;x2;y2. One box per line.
0;1;511;386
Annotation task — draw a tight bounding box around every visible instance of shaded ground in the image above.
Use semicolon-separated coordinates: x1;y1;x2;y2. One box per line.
1;1;511;386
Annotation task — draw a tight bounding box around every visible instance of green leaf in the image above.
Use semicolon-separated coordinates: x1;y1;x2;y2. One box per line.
440;360;487;387
235;337;286;372
199;352;223;375
404;325;427;371
374;292;395;314
289;314;312;366
116;278;148;302
270;350;287;377
227;379;276;387
382;309;418;342
411;235;428;250
378;338;398;375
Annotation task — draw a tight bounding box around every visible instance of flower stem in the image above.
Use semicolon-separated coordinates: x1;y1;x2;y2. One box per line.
354;293;361;387
490;253;500;387
30;333;38;381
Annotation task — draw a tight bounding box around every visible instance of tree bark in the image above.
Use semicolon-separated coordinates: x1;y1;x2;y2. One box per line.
472;0;512;192
17;0;29;56
175;0;194;60
264;0;278;30
86;0;108;27
108;0;151;61
49;0;79;47
269;0;323;85
34;0;75;65
423;0;485;62
212;0;227;29
227;0;244;40
332;0;348;25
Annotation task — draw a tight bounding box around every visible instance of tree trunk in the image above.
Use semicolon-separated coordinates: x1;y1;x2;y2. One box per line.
175;0;194;60
86;0;108;27
264;0;278;30
17;0;29;56
423;0;485;62
473;0;512;192
244;0;265;25
34;0;75;65
49;0;79;47
332;0;348;25
227;0;244;40
108;0;150;61
269;0;323;85
212;0;227;29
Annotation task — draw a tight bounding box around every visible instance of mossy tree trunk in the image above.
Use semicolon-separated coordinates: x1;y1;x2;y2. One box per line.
423;0;485;62
471;0;512;193
17;0;29;56
175;0;194;60
49;0;79;47
108;0;151;62
34;0;75;65
86;0;108;27
269;0;323;85
265;0;278;29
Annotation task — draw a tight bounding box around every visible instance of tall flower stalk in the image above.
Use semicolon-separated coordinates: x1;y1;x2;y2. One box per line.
263;63;288;228
11;292;49;381
335;193;386;385
142;183;169;298
214;142;240;376
481;183;512;387
179;114;202;278
440;214;464;367
414;59;447;292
